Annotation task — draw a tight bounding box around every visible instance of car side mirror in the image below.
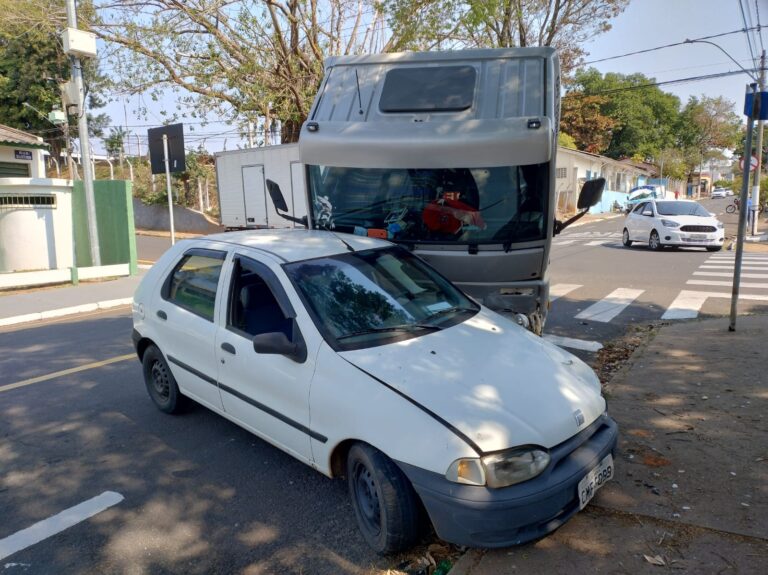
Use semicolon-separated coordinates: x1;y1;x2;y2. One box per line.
577;177;606;210
642;210;653;217
252;322;307;363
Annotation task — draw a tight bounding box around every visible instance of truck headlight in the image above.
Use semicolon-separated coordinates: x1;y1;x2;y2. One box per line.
481;447;550;487
661;219;680;228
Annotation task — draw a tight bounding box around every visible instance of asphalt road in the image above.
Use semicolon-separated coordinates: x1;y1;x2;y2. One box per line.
3;199;764;573
0;311;403;574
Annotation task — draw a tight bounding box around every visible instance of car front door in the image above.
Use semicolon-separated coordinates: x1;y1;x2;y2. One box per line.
214;252;321;464
153;247;227;411
626;202;646;241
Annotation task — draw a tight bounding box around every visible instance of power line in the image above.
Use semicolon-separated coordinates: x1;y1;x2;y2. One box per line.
580;26;760;66
564;68;759;99
755;0;765;52
738;0;758;67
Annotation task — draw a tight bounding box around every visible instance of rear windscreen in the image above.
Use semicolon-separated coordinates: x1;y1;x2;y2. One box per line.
379;65;476;113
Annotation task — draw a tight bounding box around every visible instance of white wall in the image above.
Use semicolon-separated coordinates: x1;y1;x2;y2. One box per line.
0;178;73;272
0;146;46;178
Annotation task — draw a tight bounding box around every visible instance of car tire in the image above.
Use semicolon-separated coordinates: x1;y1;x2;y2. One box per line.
347;443;424;554
142;345;186;414
649;230;663;251
706;246;722;252
622;228;633;247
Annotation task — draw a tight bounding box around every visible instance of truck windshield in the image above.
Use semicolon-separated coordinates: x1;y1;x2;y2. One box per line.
306;164;549;245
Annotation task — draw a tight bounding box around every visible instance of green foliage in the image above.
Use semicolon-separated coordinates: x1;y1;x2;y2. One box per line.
566;68;680;160
558;131;577;150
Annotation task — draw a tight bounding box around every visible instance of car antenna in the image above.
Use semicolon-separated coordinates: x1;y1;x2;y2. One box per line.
355;69;364;115
332;231;355;252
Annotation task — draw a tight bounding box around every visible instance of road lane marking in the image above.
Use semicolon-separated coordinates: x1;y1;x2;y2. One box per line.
542;334;603;352
662;291;710;319
694;271;768;279
0;491;124;560
687;279;768;289
553;239;577;246
0;354;135;394
550;284;582;301
574;288;644;323
585;240;610;246
699;265;768;270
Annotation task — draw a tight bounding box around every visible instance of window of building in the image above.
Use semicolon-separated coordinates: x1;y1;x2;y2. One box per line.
0;161;31;177
0;195;55;209
556;167;567;179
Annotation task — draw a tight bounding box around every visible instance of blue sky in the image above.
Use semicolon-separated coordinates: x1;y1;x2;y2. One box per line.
99;0;766;155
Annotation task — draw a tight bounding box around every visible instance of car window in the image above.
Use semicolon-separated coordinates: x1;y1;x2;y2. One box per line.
632;202;646;214
164;250;225;321
227;256;292;339
655;201;710;217
285;246;478;351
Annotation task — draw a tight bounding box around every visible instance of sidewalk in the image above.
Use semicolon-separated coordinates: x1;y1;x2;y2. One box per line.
0;272;144;327
451;315;768;575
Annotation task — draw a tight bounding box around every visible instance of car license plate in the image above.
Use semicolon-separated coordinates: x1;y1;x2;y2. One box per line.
578;454;614;510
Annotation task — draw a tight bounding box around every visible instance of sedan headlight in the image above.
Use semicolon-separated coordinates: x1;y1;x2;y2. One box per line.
661;219;680;228
717;221;724;229
446;447;551;488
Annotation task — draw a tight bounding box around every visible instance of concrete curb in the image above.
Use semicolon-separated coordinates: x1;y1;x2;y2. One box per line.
0;298;133;328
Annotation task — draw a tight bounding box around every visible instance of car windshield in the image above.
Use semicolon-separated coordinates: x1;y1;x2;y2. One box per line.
655;201;710;217
306;164;549;246
284;247;478;350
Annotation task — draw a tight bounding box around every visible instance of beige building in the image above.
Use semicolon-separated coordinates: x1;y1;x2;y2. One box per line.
0;124;47;178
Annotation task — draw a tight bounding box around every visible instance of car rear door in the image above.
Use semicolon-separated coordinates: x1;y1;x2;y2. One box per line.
152;245;228;411
626;202;647;241
213;251;322;464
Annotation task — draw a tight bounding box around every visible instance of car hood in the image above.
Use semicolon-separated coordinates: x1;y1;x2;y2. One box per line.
339;309;606;453
659;214;720;226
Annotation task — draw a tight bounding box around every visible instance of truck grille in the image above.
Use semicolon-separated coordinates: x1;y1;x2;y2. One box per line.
680;225;716;232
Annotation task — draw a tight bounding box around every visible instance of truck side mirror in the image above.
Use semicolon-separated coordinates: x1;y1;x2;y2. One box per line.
266;179;307;226
266;179;289;212
577;177;606;210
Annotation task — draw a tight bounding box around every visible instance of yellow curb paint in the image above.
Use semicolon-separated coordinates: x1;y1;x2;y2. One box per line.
0;354;135;394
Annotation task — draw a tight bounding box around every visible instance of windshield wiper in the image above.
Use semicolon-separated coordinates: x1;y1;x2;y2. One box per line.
337;323;441;341
427;306;477;322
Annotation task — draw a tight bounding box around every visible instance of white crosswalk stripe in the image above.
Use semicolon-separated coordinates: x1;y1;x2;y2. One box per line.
574;288;644;323
550;284;582;301
693;271;768;279
687;279;768;288
553;239;577;246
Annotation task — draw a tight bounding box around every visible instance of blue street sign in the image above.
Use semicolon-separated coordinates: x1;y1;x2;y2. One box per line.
744;91;768;120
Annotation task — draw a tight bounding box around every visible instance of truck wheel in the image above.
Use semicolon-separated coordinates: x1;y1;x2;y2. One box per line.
142;345;186;414
347;443;423;554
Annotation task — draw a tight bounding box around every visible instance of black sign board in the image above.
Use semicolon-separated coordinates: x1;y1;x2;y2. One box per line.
147;123;186;174
14;150;33;161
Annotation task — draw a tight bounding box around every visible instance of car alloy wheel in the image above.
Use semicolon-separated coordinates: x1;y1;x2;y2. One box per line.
649;230;662;251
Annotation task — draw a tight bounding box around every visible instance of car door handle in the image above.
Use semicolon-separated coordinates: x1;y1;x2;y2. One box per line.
156;310;167;320
221;342;236;355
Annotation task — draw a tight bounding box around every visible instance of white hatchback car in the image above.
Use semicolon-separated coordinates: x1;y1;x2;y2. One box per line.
132;229;617;552
622;199;725;251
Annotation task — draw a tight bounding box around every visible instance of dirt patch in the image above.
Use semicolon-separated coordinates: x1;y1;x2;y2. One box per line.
591;322;661;387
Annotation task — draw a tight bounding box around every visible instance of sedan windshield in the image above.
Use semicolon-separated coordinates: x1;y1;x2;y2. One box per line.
285;247;478;350
655;201;711;217
306;164;549;246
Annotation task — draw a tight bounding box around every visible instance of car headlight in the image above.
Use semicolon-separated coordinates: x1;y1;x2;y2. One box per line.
717;221;724;229
661;219;680;228
446;447;551;488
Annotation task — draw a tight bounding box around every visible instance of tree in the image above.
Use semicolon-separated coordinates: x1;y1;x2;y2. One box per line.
564;68;681;159
557;131;576;149
87;1;388;143
677;96;742;179
0;1;110;164
559;93;616;154
381;0;629;74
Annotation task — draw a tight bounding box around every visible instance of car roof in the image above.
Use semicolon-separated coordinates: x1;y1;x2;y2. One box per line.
202;228;392;263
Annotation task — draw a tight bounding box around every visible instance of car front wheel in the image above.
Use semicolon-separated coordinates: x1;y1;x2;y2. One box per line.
142;345;186;414
622;228;633;247
347;443;424;554
649;230;663;251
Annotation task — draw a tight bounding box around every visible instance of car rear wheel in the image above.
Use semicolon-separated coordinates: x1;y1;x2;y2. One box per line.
347;443;424;554
622;228;632;247
649;230;663;251
142;345;186;414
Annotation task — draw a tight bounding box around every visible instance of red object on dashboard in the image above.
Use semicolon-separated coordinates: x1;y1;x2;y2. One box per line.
423;198;485;234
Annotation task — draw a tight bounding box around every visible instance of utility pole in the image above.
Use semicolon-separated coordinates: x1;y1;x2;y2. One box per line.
65;0;100;266
752;50;766;236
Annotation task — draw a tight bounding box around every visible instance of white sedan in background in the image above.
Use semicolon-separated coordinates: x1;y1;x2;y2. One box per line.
622;199;725;252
